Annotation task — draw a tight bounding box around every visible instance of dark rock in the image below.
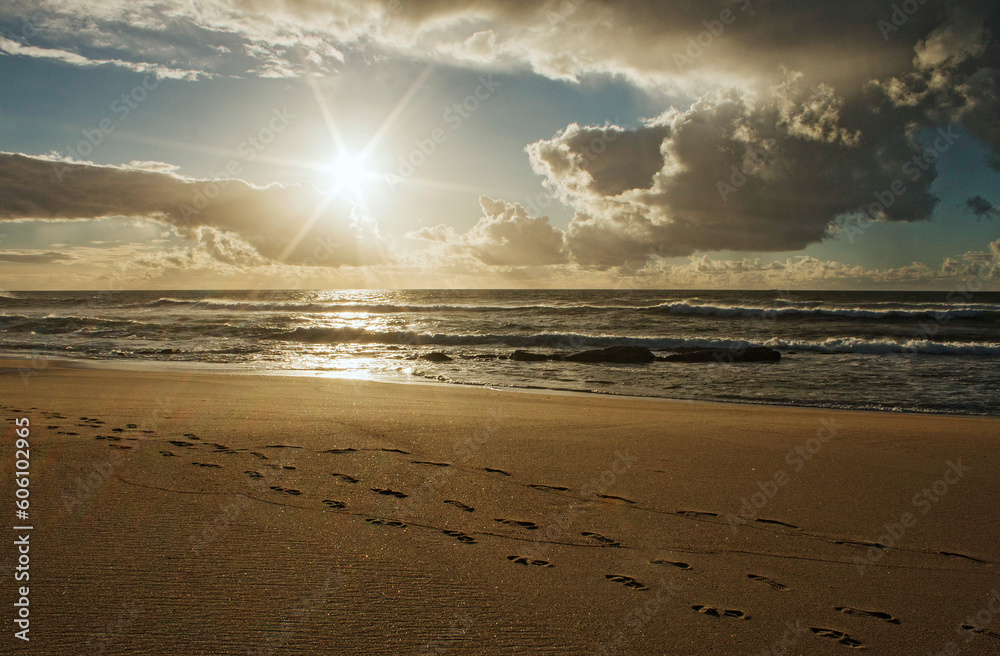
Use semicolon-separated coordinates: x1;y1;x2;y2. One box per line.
565;346;656;364
418;352;452;362
657;347;780;363
510;350;551;362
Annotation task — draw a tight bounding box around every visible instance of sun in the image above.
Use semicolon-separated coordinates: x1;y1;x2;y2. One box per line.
326;152;379;201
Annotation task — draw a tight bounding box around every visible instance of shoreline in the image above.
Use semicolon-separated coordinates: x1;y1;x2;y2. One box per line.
5;353;998;418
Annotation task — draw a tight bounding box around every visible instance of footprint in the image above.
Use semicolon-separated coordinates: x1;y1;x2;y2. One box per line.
835;539;887;549
321;500;347;510
371;488;408;499
159;450;178;457
606;574;648;591
834;607;899;624
596;493;636;504
582;532;623;548
331;473;360;484
444;500;475;512
192;462;222;468
265;464;296;470
412;460;450;467
483;467;511;476
755;518;799;529
264;444;302;449
46;425;59;429
692;605;749;620
249;451;268;460
748;574;790;591
677;510;719;518
126;423;137;428
183;433;199;439
169;441;194;448
442;529;477;544
809;627;865;648
377;448;410;454
651;559;691;570
495;518;539;530
366;517;406;528
245;470;264;479
528;484;570;492
269;486;302;496
961;625;1000;640
939;551;987;563
322;448;358;454
507;556;553;568
111;428;124;433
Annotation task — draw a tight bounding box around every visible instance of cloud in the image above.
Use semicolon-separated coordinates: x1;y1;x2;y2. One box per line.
966;195;999;220
524;75;943;265
871;10;1000;168
0;152;388;266
410;196;567;266
0;35;206;79
0;250;76;263
3;1;998;277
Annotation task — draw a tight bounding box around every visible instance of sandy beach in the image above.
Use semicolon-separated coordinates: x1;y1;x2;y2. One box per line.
2;358;999;655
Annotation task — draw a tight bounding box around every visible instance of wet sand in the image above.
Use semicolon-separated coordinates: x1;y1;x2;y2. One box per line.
2;358;999;654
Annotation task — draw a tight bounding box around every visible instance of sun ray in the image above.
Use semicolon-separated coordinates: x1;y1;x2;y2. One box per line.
359;63;435;161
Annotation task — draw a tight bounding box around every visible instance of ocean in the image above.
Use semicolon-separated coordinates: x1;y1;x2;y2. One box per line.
1;289;998;415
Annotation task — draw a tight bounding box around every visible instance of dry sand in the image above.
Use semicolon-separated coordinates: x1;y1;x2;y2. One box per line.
1;358;999;655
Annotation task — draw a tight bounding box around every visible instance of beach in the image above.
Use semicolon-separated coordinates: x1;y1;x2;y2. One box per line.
2;358;999;655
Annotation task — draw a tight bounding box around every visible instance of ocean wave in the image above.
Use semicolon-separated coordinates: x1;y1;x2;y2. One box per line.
147;297;580;314
766;337;1000;356
269;327;1000;356
0;313;143;335
80;297;998;321
644;301;998;321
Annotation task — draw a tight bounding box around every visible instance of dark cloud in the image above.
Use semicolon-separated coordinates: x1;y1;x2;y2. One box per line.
966;195;999;220
0;153;388;266
526;76;943;265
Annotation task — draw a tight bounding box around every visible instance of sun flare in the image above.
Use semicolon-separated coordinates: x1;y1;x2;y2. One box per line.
327;152;379;200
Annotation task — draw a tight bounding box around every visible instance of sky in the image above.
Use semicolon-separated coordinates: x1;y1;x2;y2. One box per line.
0;0;998;290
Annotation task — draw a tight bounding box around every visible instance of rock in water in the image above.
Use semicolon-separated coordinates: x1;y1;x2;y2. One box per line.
418;352;453;362
510;350;551;362
565;346;656;364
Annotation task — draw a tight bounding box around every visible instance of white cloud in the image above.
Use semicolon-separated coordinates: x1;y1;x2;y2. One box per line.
410;195;566;266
